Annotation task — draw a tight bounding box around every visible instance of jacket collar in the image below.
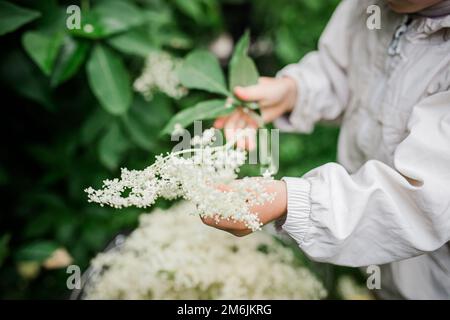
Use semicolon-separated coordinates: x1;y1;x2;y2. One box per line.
410;14;450;39
417;0;450;18
413;14;450;34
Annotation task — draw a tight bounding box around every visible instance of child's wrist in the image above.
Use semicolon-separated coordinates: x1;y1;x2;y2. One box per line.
266;180;288;223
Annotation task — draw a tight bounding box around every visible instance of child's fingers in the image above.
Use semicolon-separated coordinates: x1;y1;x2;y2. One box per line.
214;97;239;129
200;215;249;233
237;114;257;150
237;130;257;150
224;111;242;141
219;108;259;150
258;77;272;84
214;116;228;129
227;111;258;150
261;104;287;123
224;110;248;138
241;109;259;127
258;99;274;109
234;84;266;102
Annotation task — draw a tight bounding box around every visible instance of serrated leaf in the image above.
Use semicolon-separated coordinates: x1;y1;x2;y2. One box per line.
0;1;41;36
229;31;259;91
51;36;89;87
86;44;132;115
98;122;129;170
16;241;59;262
178;50;229;96
22;30;64;76
162;99;232;135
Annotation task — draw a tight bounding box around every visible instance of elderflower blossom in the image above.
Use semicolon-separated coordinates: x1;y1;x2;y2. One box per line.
85;128;274;231
133;51;187;100
82;202;327;300
191;128;216;146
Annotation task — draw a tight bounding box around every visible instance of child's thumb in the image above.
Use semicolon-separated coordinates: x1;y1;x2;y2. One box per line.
234;85;264;102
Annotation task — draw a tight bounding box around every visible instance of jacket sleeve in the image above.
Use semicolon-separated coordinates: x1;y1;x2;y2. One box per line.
281;91;450;267
274;0;356;133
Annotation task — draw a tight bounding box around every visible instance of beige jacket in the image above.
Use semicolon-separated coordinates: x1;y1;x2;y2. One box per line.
275;0;450;299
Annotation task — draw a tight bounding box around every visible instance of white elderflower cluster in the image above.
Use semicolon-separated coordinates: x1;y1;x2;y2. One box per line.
85;128;273;231
337;276;374;300
82;202;327;300
133;51;187;100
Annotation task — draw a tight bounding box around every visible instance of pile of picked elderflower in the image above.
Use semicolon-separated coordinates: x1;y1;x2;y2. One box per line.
82;201;327;300
85;128;274;231
337;276;374;300
133;51;187;100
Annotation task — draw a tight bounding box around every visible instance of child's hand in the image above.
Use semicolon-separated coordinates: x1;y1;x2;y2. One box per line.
200;179;287;237
214;76;297;149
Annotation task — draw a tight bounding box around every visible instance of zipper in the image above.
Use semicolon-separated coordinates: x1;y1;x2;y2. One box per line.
371;16;411;124
388;15;411;56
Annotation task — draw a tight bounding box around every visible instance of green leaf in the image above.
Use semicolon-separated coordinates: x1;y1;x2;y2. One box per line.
0;50;54;109
107;29;155;57
122;95;172;150
174;0;221;28
174;0;203;23
98;122;129;170
86;44;132;115
50;36;89;87
16;241;59;262
178;50;229;96
229;31;259;91
162;99;232;135
0;1;41;36
22;30;64;76
32;0;65;34
229;56;259;91
81;108;111;145
71;0;146;39
231;30;250;62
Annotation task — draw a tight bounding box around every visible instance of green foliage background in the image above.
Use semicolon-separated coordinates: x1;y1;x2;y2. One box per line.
0;0;360;299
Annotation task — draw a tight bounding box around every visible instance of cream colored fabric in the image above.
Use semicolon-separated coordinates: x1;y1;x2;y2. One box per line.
275;0;450;299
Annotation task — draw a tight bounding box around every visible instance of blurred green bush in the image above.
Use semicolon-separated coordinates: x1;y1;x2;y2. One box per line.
0;0;347;299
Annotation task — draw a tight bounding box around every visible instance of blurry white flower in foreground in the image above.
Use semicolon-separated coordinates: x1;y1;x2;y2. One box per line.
83;201;327;300
209;33;234;60
337;276;374;300
43;248;73;269
134;51;187;100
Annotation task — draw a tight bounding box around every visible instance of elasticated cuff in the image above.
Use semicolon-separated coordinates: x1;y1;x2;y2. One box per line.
280;177;312;245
